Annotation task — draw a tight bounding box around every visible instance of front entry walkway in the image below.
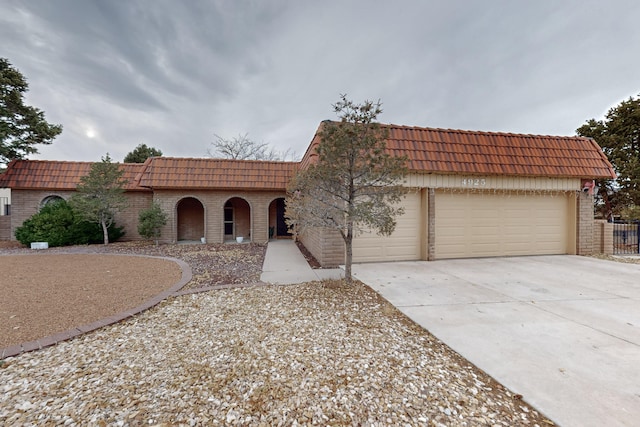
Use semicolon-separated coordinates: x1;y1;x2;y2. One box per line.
353;256;640;427
260;240;343;284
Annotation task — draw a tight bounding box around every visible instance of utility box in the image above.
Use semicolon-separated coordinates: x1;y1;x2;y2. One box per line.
30;242;49;250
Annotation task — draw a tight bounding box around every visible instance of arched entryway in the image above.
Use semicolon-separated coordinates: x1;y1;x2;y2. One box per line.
224;197;251;242
177;197;205;241
268;197;292;239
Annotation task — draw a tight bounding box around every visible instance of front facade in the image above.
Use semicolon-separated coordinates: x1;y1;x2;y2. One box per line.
0;158;297;245
296;124;616;266
0;123;616;266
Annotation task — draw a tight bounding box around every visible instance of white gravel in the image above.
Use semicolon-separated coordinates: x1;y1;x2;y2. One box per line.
0;280;554;426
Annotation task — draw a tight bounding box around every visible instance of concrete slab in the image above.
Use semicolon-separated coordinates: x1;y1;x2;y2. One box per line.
352;256;640;427
260;240;343;284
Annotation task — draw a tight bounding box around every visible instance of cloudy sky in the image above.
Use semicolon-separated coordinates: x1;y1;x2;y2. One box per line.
2;0;639;163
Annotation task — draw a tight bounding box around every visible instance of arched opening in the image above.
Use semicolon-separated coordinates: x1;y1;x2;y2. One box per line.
40;195;64;210
177;197;205;241
268;197;292;239
224;197;251;242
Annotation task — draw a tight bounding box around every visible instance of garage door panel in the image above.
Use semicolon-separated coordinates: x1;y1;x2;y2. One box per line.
436;192;569;259
353;193;421;262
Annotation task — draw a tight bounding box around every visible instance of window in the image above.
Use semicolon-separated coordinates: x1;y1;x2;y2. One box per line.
224;204;234;235
40;195;64;209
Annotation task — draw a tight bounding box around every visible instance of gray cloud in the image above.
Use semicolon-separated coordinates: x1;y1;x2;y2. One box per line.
1;0;639;162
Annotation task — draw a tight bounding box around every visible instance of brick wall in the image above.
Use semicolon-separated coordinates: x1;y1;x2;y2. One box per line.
299;226;345;267
8;190;74;240
0;216;10;240
116;192;153;241
576;191;595;255
8;188;287;244
153;190;286;244
592;219;613;255
7;189;153;242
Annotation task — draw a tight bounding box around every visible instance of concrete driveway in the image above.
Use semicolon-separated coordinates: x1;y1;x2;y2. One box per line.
352;255;640;427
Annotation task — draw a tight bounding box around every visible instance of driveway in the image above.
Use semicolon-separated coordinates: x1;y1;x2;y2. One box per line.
352;255;640;427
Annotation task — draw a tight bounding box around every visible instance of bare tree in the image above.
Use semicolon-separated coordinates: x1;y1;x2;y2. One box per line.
208;133;297;161
286;95;408;282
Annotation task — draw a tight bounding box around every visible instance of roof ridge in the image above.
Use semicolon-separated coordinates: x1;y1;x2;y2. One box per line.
152;157;299;165
383;123;587;140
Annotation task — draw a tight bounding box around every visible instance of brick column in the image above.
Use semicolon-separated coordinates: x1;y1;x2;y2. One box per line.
576;191;594;255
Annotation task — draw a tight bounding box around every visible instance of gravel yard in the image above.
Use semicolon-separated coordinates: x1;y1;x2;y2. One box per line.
0;242;556;426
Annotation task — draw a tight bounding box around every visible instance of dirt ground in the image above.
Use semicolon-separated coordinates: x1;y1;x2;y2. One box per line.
0;253;182;348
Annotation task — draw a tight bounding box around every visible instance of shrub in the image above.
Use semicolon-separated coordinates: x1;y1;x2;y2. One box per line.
15;199;125;247
138;201;168;245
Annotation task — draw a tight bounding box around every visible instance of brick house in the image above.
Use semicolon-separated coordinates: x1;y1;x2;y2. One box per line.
0;123;616;266
0;158;297;244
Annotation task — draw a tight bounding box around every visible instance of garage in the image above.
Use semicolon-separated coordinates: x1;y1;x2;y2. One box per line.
435;191;575;259
294;123;616;267
352;191;422;262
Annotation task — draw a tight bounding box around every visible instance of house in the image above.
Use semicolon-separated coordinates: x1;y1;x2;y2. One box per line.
0;158;297;244
296;124;616;266
0;122;616;266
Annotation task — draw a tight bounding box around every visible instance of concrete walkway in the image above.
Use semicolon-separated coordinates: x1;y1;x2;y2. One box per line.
260;239;343;284
353;256;640;427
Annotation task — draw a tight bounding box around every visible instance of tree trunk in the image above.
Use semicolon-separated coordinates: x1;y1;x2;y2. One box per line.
101;220;109;245
344;221;353;283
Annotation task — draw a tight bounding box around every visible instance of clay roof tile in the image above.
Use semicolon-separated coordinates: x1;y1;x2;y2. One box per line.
299;123;616;179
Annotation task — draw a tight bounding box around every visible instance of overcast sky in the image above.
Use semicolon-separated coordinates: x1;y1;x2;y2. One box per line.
2;0;639;163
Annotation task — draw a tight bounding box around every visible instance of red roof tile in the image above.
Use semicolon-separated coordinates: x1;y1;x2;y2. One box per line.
0;123;617;192
300;123;616;179
0;160;147;191
135;157;298;190
0;158;299;191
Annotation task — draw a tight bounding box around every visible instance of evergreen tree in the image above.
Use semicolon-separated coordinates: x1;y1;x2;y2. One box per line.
286;95;408;282
124;143;163;163
70;154;128;244
577;94;640;219
0;58;62;166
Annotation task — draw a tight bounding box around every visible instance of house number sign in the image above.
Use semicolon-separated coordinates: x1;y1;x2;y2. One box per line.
461;178;486;187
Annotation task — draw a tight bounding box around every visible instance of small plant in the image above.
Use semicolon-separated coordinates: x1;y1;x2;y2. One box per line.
138;201;168;245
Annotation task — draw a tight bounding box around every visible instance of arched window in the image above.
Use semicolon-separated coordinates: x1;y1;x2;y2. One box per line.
40;195;64;210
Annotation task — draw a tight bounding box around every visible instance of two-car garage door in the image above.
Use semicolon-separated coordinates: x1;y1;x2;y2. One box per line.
353;190;573;262
435;192;571;259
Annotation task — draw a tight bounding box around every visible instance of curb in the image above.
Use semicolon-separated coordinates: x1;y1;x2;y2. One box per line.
1;254;193;360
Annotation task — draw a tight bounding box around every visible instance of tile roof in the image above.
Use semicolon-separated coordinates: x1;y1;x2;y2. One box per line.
300;122;616;179
135;157;298;190
0;122;616;192
0;158;299;191
0;160;147;191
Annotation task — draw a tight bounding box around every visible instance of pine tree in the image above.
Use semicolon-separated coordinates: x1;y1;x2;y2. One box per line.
70;154;128;244
286;95;408;282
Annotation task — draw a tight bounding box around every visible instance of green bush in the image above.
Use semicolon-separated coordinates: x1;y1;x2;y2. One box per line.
15;199;125;247
138;201;168;245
